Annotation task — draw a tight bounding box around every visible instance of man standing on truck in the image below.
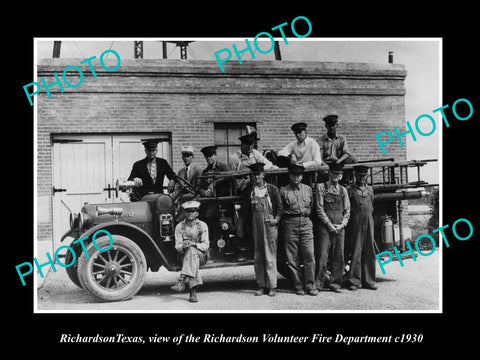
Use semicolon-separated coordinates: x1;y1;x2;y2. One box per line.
128;138;176;201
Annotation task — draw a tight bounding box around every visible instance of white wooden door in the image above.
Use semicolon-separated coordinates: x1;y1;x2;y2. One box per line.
52;134;171;249
52;135;112;249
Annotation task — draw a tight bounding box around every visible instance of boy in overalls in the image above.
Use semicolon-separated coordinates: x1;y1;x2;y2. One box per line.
315;163;350;292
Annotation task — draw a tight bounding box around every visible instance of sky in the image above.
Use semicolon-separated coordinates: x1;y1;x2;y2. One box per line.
36;38;441;184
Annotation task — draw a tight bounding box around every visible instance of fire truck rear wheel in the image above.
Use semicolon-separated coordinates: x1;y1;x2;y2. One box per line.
77;234;147;302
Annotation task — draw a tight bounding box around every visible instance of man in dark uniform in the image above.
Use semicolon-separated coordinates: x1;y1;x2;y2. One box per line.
280;164;318;296
128;139;176;201
198;145;231;197
345;165;378;290
314;163;350;293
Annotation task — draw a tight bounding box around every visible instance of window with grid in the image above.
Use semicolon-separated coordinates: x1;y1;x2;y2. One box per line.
214;123;256;167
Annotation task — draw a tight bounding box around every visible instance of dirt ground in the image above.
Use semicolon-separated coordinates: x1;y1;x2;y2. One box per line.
36;249;440;312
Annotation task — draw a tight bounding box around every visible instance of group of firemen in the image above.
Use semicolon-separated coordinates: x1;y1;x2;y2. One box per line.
128;114;377;303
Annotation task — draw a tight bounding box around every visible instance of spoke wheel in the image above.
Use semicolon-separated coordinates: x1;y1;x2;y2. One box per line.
77;235;146;302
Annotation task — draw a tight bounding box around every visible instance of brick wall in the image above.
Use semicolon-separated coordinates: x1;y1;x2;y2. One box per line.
37;59;407;241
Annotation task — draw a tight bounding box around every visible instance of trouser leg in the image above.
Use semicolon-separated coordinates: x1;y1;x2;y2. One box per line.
329;229;345;289
181;247;206;288
362;221;377;287
253;219;267;288
347;222;363;287
315;225;331;290
299;218;315;291
284;219;302;291
264;225;278;289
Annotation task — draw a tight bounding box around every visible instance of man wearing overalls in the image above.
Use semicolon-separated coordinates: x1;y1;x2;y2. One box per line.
243;162;283;297
345;165;378;290
315;163;350;293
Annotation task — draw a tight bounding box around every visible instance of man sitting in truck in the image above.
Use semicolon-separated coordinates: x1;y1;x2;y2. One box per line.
197;145;231;198
128;139;176;201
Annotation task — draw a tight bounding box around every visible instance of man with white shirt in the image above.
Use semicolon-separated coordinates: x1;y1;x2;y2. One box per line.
278;122;322;168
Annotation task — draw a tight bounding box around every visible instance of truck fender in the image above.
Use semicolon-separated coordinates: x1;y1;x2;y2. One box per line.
73;222;170;269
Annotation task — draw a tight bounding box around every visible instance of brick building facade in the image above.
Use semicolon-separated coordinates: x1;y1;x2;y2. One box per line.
37;59;407;244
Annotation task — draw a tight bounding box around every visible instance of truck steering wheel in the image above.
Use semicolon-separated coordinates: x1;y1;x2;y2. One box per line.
171;176;199;204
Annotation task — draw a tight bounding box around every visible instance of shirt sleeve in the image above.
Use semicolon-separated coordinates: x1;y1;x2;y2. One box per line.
174;223;184;253
341;136;351;156
315;184;331;226
341;187;351;227
127;161;140;181
278;141;294;157
229;153;240;171
163;159;176;181
196;222;210;252
302;139;322;167
270;185;284;220
254;150;274;169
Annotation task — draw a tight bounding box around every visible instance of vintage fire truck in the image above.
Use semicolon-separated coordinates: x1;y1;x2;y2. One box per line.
61;159;435;302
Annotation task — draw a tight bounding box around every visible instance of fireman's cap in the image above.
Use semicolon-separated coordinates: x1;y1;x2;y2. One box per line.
239;133;256;145
181;146;195;155
288;163;305;175
353;165;369;175
141;138;161;151
328;163;344;173
323;114;339;126
201;146;217;157
291;122;308;133
248;162;265;173
182;201;201;211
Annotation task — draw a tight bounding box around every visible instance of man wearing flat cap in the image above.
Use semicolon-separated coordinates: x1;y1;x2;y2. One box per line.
278;122;322;168
345;165;377;291
280;164;318;296
319;114;356;166
128;139;176;201
171;200;210;303
242;162;283;296
170;145;203;202
314;163;351;293
198;145;231;197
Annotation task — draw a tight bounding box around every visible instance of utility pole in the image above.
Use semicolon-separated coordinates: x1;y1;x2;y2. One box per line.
134;41;143;59
53;41;61;58
274;41;282;60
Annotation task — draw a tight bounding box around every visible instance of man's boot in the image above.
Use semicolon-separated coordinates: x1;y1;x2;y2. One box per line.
189;287;198;303
170;277;186;292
